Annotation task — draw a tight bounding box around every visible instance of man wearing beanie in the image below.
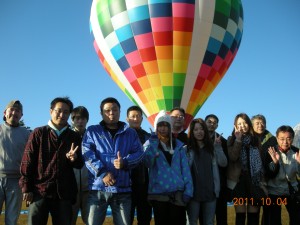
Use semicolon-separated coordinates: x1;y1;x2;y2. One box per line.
143;110;193;225
0;100;30;225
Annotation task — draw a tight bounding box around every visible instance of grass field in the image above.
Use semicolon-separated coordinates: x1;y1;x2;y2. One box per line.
0;203;289;225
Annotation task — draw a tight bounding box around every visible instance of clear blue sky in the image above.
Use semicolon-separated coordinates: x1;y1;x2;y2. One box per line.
1;0;299;138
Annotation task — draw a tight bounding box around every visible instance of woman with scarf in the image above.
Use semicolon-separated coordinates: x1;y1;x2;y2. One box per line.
143;110;193;225
227;113;266;225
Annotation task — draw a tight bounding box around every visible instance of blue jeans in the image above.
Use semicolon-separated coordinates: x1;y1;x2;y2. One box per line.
0;177;22;225
187;199;216;225
27;195;72;225
87;191;131;225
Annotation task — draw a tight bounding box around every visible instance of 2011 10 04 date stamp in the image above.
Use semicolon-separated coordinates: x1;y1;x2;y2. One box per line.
233;197;287;206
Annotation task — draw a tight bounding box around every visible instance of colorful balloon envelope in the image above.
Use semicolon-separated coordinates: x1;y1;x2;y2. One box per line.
90;0;243;129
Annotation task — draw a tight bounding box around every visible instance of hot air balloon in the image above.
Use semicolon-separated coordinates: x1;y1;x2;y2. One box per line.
90;0;243;129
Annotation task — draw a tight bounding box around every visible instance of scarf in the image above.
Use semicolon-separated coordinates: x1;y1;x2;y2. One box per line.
240;135;263;186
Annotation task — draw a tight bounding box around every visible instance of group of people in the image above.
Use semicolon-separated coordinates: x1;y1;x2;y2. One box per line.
0;97;299;225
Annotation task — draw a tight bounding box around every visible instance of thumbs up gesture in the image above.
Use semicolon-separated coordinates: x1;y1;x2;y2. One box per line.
114;151;124;169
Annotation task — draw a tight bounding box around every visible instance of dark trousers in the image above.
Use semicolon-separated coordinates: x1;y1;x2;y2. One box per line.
263;194;300;225
215;189;228;225
151;200;186;225
130;183;152;225
28;196;72;225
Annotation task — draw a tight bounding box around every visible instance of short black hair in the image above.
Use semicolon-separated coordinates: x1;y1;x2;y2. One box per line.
50;97;73;112
205;114;219;123
127;105;143;116
276;125;295;138
100;97;120;113
71;106;89;121
170;107;185;115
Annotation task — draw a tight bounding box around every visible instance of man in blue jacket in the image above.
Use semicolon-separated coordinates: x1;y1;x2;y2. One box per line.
82;97;144;225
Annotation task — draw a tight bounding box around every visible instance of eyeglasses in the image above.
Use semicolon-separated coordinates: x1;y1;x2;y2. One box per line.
53;109;70;115
171;115;184;120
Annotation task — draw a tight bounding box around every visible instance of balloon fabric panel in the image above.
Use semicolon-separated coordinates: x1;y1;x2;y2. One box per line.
90;0;243;129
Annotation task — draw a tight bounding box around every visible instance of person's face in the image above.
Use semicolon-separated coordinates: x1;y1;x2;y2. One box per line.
126;110;142;129
170;110;185;130
50;102;71;129
236;117;249;134
101;103;120;125
193;123;205;141
4;107;23;126
157;123;170;138
252;119;266;135
72;116;88;133
205;117;218;133
277;131;293;151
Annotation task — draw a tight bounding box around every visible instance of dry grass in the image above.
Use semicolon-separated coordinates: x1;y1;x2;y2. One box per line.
0;203;289;225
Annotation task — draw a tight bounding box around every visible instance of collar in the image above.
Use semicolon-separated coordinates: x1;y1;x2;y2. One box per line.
48;120;69;136
277;146;290;154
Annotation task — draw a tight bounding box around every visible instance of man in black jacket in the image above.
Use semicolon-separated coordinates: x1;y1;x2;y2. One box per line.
127;106;152;225
205;114;228;225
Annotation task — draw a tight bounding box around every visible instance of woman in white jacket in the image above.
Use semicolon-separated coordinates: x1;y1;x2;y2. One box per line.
186;118;227;225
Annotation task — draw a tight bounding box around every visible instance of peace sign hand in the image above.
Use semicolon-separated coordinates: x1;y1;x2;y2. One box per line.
66;143;78;162
234;125;242;141
214;133;223;145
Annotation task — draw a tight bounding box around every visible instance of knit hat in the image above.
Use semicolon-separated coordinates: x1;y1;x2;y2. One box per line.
154;110;174;154
3;100;23;121
154;110;172;131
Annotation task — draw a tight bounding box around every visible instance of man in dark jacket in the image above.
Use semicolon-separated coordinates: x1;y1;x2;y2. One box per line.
205;114;228;225
126;105;152;225
19;97;83;225
251;114;277;156
170;107;188;145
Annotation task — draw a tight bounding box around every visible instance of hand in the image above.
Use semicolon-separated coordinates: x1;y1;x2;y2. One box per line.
149;130;158;141
214;133;223;145
23;192;33;207
295;151;300;164
268;147;280;164
66;143;79;162
103;172;116;186
234;126;242;141
114;151;123;169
